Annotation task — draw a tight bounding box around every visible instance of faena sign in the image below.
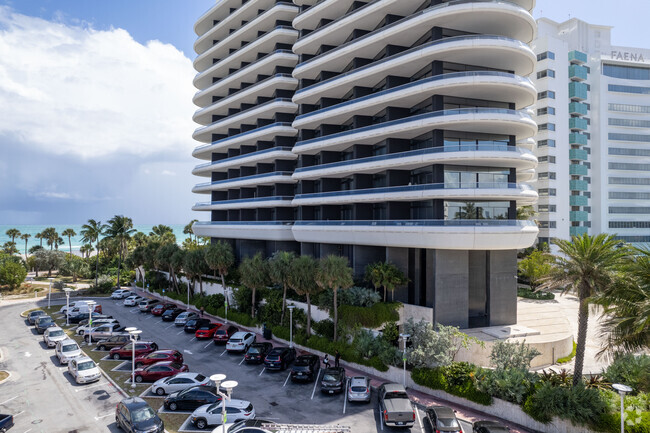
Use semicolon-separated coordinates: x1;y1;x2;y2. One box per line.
611;51;645;62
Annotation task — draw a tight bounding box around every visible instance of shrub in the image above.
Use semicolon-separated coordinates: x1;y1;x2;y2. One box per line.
312;319;335;340
490;340;540;371
523;382;608;425
604;354;650;394
539;368;573;387
412;366;492;406
381;321;399;345
0;260;27;290
317;286;381;310
339;302;400;328
556;341;577;364
194;293;225;316
475;367;538;404
517;287;555;300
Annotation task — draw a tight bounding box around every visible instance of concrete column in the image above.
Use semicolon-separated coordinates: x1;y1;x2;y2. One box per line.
433;250;469;328
488;250;517;326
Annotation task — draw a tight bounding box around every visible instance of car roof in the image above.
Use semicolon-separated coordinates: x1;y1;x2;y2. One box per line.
350;376;368;384
382;383;407;392
230;331;250;338
152;350;177;355
120;396;149;409
74;356;93;363
30;310;45;315
59;338;78;346
429;406;456;418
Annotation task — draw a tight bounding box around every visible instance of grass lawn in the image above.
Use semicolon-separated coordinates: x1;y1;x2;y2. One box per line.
34;276;94;284
0;371;9;381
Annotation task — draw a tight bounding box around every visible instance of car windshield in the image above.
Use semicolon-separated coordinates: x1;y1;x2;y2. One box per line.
437;418;460;428
177;313;187;319
323;374;340;382
384;392;408;399
215;330;226;335
198;326;211;330
195;374;206;382
77;361;96;370
62;344;78;352
248;347;260;354
49;330;64;337
131;407;156;422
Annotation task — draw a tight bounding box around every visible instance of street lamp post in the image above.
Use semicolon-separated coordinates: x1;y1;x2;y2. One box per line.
63;288;73;326
187;282;191;309
224;287;229;324
47;277;54;309
399;333;410;388
125;327;142;389
209;374;238;426
613;383;633;433
86;301;96;346
287;305;296;348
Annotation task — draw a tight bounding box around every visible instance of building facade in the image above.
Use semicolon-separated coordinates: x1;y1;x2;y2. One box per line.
192;0;539;328
533;18;650;246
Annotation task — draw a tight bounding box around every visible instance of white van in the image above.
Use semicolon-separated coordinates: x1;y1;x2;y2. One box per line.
60;300;93;315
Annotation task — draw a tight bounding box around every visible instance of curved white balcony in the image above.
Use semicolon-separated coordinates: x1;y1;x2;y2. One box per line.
193;196;295;211
194;0;238;37
193;171;296;194
293;36;536;102
195;0;296;55
192;98;297;142
293;182;537;206
194;74;298;124
294;0;535;58
193;50;298;108
193;122;297;160
517;137;535;151
194;27;299;90
291;219;539;250
293;72;535;129
517;168;535;182
293;108;537;155
193;147;297;176
293;144;537;180
193;221;296;241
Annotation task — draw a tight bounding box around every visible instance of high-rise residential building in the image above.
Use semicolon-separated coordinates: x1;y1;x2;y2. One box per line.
533;18;650;246
192;0;539;328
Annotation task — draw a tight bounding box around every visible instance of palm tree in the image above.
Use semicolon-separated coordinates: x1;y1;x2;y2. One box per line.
595;246;650;356
540;233;628;386
132;231;148;248
79;243;94;259
35;232;42;248
239;252;270;318
204;241;234;302
105;215;136;289
184;219;198;242
55;236;64;250
42;227;58;250
149;225;175;245
5;228;21;244
365;262;387;302
20;233;31;259
170;249;186;294
384;263;407;302
287;255;321;336
156;243;181;291
184;248;207;296
316;255;354;341
80;219;106;289
61;228;76;257
269;251;296;323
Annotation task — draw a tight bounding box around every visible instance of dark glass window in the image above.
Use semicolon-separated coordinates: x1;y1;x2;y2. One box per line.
537;51;555;61
445;201;510;220
609;133;650;142
609;84;650;94
603;64;650;80
609;118;650;128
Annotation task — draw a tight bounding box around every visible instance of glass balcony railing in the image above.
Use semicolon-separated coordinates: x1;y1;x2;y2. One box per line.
194;196;294;207
569;149;588;161
570;226;588;236
193;122;293;153
570;180;589;191
569;132;588;145
569;117;588;131
568;102;588;116
294;182;531;200
194;146;294;171
196;26;297;64
193;171;294;189
295;72;532;122
570;211;589;222
295;108;532;149
569;64;588;81
294;219;537;227
569;82;588;101
194;220;295;226
568;50;588;64
569;164;588;176
569;195;588;206
295;143;526;174
194;98;295;135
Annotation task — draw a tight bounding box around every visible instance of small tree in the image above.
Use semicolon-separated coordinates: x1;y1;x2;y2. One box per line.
184;248;207;295
239;252;270;318
269;251;295;323
61;256;90;283
316;255;353;341
404;319;483;368
518;250;552;290
490;340;541;371
0;261;27;290
204;241;234;302
365;261;407;302
287;255;321;336
61;228;76;257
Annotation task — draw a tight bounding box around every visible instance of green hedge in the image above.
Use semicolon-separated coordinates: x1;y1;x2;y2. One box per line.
517;287;555;300
412;366;492;406
339;302;400;328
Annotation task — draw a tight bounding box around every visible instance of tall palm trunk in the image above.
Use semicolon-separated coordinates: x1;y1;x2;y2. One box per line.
94;241;100;288
251;288;257;318
333;287;338;341
116;243;123;289
306;293;312;336
24;240;28;260
68;238;72;257
573;293;590;386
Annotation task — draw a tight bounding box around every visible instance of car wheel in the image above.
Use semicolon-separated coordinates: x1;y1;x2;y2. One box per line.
169;402;178;411
98;345;106;351
113;353;121;360
135;375;143;383
155;387;165;396
195;418;207;430
115;417;121;429
78;330;84;336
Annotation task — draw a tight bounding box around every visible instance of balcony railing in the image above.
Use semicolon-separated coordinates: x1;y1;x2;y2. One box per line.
294;219;537;227
193;122;294;153
194;171;294;188
194;146;294;170
194;196;295;207
194;98;294;134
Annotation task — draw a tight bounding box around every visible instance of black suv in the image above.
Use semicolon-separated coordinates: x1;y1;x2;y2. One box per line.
320;367;346;394
264;347;296;370
161;308;184;321
184;318;211;333
291;354;320;382
115;397;164;433
244;342;273;364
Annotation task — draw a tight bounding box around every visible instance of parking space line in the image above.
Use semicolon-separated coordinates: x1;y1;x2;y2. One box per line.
165;324;175;329
239;357;245;365
311;370;321;400
283;372;291;387
13;411;24;417
416;407;424;432
343;378;348;414
258;367;265;376
203;341;213;349
378;406;384;431
74;382;106;392
0;396;17;406
176;330;184;335
220;349;227;357
190;337;196;342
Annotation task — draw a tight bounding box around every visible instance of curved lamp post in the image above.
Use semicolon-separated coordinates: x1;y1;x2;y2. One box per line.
85;301;96;346
287;305;296;348
399;333;410;387
613;383;633;433
210;374;238;426
63;287;73;326
125;327;142;389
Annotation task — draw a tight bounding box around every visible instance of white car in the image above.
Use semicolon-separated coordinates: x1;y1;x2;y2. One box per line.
67;356;101;384
225;332;256;353
123;295;144;306
111;289;132;299
190;399;255;430
55;339;81;364
76;319;119;335
151;372;213;396
60;300;92;315
43;327;67;348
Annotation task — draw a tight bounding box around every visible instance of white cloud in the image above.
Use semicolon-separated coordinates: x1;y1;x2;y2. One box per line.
0;7;196;159
161;170;176;176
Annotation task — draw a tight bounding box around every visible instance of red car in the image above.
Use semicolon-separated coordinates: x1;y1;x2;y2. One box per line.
110;341;158;360
133;361;188;383
134;350;183;368
195;323;221;339
151;303;177;316
213;325;238;345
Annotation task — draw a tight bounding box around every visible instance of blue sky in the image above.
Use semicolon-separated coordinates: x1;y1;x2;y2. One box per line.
0;0;649;226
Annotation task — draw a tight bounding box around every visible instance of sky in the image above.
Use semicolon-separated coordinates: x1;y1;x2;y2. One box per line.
0;0;649;226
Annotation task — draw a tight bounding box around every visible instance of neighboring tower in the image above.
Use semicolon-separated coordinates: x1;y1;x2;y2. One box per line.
191;0;302;257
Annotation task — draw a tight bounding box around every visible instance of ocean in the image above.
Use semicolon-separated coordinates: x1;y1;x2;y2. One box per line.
0;224;192;252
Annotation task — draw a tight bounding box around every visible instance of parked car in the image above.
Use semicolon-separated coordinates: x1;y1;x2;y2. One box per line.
110;341;158;360
138;298;159;313
123;295;144;306
190;399;255;430
473;420;510;433
67;303;102;315
320;367;346;394
225;331;256;353
291;354;320;382
163;386;221;412
72;313;114;325
244;342;273;364
67;356;101;384
151;303;176;316
162;308;184;322
0;413;13;433
76;319;120;336
347;376;371;402
210;420;274;433
59;300;92;315
264;347;296;370
184;318;211;333
83;323;125;342
134;361;189;383
151;372;213;396
43;327;67;348
35;316;56;334
195;322;221;339
115;397;164;433
134;350;183;368
111;289;132;299
213;325;238;344
174;311;199;327
379;383;416;428
95;334;137;351
27;310;46;325
425;406;461;432
55;339;81;364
